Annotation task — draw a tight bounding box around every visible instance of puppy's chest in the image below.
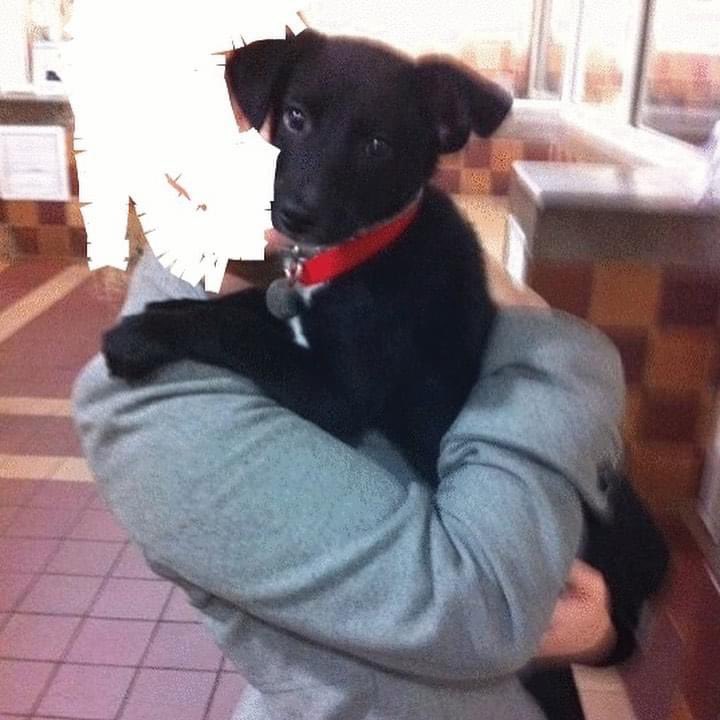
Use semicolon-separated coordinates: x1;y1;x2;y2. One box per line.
285;279;382;352
285;282;326;349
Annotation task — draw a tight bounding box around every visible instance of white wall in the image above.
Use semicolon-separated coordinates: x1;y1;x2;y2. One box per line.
0;0;30;92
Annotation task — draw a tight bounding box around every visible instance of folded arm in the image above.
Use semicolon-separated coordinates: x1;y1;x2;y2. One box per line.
72;252;624;682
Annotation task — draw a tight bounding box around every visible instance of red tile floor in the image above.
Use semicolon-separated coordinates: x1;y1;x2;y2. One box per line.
0;258;246;720
0;255;639;720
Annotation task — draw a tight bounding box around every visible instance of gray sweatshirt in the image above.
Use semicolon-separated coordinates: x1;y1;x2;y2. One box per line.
72;251;624;720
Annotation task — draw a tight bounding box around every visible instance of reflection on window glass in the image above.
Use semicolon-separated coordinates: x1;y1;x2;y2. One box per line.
28;0;72;42
302;0;535;97
577;0;643;112
534;0;579;98
640;0;720;146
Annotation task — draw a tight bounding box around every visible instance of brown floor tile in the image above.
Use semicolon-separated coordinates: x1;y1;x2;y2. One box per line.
588;263;661;327
622;609;683;720
0;263;90;347
0;367;82;398
0;416;83;456
0;271;124;397
437;149;463;168
464;137;492;168
523;141;551;162
65;201;85;228
35;226;72;257
527;261;595;318
0;658;56;714
490;170;511;195
638;389;702;443
659;270;720;327
0;258;77;311
600;327;650;386
5;201;40;228
431;167;461;193
627;441;704;512
69;226;88;257
37;202;67;226
0;478;41;506
682;611;720;720
10;227;39;255
26;480;96;508
645;328;719;393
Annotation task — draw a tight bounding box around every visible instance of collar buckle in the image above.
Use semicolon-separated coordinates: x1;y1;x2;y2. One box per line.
284;244;305;286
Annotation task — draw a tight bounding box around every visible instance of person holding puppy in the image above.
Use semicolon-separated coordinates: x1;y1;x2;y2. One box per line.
73;250;622;720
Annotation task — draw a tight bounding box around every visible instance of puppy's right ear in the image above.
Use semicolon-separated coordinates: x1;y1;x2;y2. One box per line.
225;31;320;132
225;39;294;131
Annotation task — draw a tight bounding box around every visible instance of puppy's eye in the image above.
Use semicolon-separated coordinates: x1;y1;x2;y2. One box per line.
283;107;307;134
366;137;392;159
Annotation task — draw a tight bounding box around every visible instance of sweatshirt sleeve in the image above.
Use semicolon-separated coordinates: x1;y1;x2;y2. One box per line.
72;252;624;682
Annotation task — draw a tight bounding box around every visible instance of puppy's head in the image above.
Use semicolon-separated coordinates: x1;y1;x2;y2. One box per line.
226;30;512;246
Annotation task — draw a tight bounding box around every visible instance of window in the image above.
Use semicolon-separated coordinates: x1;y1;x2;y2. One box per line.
301;0;536;97
0;0;72;94
530;0;579;99
532;0;645;115
4;0;720;149
638;0;720;146
575;0;645;115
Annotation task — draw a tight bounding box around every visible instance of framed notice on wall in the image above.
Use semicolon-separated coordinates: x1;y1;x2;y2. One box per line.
0;125;69;201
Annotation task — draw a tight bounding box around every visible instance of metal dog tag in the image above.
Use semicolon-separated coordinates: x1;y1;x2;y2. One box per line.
266;277;302;320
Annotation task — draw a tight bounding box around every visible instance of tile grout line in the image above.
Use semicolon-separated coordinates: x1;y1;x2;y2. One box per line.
2;607;193;622
25;488;120;718
202;660;225;720
0;480;52;633
0;264;90;346
110;566;190;720
0;653;226;672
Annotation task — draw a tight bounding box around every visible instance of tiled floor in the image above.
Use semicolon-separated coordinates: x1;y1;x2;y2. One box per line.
0;257;247;719
0;476;246;720
0;254;636;720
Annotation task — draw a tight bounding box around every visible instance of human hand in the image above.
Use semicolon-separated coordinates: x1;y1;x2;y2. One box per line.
535;560;617;666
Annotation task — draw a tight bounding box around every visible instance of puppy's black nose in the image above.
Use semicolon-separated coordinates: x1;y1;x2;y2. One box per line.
276;202;316;236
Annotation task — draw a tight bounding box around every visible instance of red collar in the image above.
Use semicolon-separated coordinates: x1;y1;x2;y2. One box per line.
294;195;422;286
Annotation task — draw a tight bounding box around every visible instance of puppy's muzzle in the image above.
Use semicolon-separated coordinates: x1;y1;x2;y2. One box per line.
275;201;317;237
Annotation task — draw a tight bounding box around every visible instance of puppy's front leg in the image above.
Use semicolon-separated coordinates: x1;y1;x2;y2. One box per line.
102;289;361;438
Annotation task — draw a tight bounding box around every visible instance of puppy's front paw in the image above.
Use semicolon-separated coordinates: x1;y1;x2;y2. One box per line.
102;315;173;380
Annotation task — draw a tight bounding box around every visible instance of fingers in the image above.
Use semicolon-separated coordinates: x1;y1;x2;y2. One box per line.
534;560;616;666
564;560;610;605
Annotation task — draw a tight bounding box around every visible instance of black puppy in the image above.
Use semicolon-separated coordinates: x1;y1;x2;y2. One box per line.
105;30;504;480
103;30;667;719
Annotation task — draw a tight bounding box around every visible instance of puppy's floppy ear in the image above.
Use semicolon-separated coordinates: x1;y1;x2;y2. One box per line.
416;57;513;153
225;30;321;131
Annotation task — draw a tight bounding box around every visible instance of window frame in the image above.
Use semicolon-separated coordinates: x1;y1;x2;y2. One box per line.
530;0;654;123
1;0;713;150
